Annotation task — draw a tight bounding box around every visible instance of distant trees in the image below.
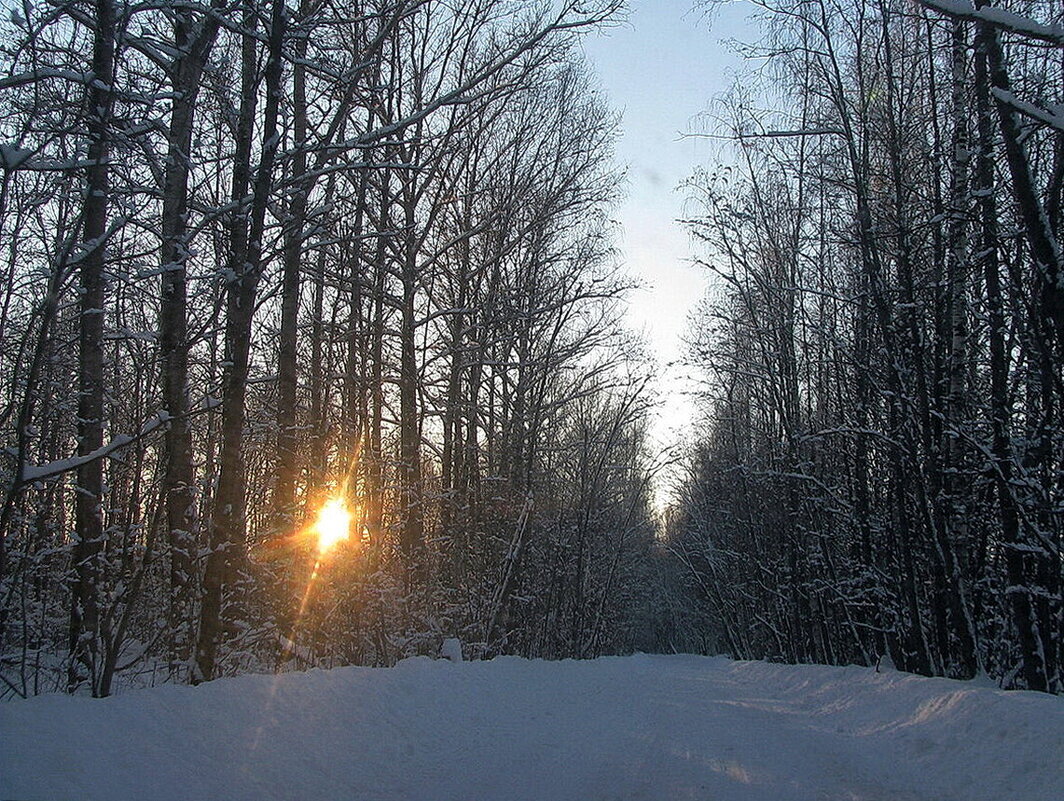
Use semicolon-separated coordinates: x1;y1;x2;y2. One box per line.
672;0;1063;691
0;0;662;697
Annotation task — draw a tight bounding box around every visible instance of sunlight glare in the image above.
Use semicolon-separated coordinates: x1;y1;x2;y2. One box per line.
314;497;352;555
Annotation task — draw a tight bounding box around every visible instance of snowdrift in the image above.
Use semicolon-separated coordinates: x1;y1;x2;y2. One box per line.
2;654;1061;800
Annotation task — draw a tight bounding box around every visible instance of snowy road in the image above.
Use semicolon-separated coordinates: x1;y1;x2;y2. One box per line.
2;654;1061;800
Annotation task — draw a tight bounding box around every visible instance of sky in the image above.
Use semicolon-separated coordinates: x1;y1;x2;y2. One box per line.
580;0;758;503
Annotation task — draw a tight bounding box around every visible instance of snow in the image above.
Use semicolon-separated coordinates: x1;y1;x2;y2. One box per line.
922;0;1064;45
439;637;464;662
0;144;33;170
991;87;1064;133
2;655;1062;800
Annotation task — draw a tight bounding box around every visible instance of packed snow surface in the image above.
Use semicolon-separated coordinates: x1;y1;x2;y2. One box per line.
3;654;1062;800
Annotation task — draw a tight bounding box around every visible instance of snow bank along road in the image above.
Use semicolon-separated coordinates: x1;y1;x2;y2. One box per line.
2;654;1062;800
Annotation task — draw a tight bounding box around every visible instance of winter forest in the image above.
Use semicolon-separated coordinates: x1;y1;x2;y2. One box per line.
1;0;1063;710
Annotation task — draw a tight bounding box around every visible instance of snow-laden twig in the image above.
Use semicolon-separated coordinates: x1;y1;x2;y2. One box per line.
919;0;1064;45
990;88;1064;133
20;397;221;483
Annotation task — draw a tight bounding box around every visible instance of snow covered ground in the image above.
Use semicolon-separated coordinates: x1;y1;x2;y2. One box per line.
2;654;1061;800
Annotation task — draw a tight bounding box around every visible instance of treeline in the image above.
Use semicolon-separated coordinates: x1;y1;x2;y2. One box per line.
0;0;664;698
671;0;1063;691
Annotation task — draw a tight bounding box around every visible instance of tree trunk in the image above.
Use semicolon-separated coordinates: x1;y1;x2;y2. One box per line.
159;5;222;684
195;0;286;683
273;0;311;535
69;0;116;696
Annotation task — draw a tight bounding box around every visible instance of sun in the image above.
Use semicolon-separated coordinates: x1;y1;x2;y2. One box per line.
313;497;352;555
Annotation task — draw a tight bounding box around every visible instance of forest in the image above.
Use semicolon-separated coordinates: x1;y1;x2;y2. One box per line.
0;0;670;698
0;0;1062;701
673;0;1064;693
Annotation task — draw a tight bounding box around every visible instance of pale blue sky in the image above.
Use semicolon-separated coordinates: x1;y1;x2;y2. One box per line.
581;0;757;493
